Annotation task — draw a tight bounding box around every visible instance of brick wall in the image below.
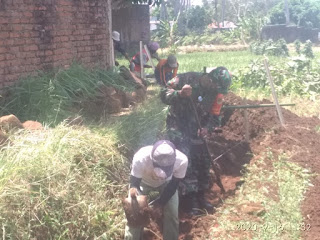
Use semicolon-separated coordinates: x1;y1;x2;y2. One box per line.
0;0;113;89
112;4;150;51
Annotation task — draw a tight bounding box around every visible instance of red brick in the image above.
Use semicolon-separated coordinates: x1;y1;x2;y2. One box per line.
23;12;33;18
12;25;23;31
5;54;15;60
24;52;36;58
60;36;69;42
0;17;9;24
14;39;25;45
9;46;20;53
0;32;10;39
45;50;53;56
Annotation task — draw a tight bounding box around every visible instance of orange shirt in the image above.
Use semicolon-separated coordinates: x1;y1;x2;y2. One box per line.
156;59;179;85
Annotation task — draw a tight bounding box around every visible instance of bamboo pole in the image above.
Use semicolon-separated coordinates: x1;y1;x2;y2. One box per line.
264;59;285;127
244;98;250;142
221;103;295;110
144;44;155;71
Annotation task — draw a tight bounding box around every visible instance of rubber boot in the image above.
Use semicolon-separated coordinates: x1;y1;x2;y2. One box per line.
183;192;203;216
198;191;214;213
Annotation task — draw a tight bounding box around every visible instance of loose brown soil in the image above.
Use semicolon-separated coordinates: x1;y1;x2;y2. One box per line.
142;92;320;240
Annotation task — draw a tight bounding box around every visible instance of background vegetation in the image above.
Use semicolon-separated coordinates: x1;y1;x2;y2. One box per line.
1;47;319;238
151;0;320;50
0;0;320;238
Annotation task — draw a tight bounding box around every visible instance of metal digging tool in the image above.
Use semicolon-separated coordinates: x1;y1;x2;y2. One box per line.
189;98;226;193
221;103;295;110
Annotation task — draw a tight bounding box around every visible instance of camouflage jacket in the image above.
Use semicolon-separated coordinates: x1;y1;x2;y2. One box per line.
160;72;223;139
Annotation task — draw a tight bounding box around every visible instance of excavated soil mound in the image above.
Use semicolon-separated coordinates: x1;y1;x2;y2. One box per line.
143;93;320;240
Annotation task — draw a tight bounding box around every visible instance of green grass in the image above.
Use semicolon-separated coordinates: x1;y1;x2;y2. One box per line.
210;151;313;240
0;125;127;239
117;50;287;74
0;87;166;239
174;51;286;73
93;86;167;154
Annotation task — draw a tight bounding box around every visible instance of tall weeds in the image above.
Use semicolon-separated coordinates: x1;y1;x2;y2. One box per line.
0;64;135;125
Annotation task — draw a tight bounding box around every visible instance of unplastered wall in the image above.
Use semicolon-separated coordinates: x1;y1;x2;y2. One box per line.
112;4;150;51
0;0;113;89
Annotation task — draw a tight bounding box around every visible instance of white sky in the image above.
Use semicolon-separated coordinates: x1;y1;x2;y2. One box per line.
191;0;203;6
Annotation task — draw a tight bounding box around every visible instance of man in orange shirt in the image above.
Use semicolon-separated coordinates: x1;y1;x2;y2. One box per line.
155;55;179;86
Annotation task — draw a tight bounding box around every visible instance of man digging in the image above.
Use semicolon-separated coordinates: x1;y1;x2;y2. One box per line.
160;67;232;216
124;140;188;240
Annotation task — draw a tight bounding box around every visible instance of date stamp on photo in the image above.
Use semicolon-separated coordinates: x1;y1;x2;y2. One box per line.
233;222;311;233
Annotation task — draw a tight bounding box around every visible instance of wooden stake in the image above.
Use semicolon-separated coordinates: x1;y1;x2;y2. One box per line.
139;41;144;79
244;98;250;142
111;39;115;67
264;58;285;127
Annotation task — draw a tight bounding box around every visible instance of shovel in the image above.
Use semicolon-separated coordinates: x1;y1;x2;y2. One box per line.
122;191;151;228
189;97;226;193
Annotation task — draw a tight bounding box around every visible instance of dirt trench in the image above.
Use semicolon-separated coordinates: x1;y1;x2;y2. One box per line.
142;92;320;240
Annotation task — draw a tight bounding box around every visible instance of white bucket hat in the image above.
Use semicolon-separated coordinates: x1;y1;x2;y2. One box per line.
112;31;120;41
151;140;176;179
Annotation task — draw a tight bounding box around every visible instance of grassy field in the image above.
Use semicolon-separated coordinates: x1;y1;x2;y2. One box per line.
0;47;319;239
117;49;288;74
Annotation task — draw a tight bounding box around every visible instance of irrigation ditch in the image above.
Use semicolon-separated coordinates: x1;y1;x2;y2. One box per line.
0;80;319;239
139;92;320;240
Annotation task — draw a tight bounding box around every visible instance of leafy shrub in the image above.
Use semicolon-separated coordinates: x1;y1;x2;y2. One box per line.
294;40;301;55
233;57;320;96
250;39;289;57
302;40;314;58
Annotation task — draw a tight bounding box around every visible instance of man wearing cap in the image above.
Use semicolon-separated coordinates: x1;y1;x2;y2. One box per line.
112;31;130;65
124;140;188;240
129;42;160;78
155;55;179;86
160;67;232;216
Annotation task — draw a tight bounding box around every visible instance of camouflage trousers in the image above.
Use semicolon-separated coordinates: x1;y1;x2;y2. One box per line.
167;128;211;196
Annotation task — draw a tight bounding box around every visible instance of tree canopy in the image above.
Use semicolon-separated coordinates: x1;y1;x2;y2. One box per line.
269;0;320;28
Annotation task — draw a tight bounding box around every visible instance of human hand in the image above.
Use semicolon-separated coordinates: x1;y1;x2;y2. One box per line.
129;188;138;198
179;84;192;97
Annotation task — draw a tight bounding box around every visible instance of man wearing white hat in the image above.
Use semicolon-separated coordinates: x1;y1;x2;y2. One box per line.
112;31;130;65
124;140;188;240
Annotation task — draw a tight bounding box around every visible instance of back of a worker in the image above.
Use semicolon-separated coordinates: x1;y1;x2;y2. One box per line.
155;55;179;86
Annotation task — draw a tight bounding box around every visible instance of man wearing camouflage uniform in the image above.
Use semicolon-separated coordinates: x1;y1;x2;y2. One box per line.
160;67;232;215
